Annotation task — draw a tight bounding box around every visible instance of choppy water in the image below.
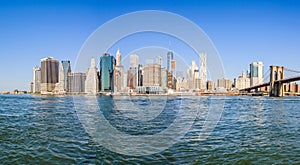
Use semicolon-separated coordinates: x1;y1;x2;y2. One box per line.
0;95;299;164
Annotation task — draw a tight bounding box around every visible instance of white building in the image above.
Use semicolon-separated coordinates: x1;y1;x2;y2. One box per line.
186;61;199;90
200;53;207;90
32;66;41;93
85;57;98;95
130;54;139;67
114;49;124;93
234;70;250;90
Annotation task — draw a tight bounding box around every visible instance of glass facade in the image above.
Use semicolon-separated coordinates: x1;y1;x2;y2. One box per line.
100;54;115;92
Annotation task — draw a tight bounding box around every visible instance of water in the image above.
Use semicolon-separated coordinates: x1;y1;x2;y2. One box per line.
0;95;299;164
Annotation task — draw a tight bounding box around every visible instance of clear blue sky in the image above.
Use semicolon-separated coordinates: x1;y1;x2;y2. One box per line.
0;0;300;92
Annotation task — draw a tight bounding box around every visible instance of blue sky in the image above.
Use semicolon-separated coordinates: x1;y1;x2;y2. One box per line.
0;0;300;92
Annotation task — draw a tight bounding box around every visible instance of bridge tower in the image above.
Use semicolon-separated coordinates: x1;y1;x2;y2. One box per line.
270;66;284;97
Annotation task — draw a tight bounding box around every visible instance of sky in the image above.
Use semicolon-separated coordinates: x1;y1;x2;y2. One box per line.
0;0;300;92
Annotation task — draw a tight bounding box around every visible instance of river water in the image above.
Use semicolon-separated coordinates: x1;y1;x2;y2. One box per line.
0;95;299;164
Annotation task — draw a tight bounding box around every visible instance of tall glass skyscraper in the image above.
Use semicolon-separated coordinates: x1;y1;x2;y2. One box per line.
100;53;115;92
167;50;174;71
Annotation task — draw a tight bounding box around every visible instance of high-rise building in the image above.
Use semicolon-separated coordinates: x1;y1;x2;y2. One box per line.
127;67;137;90
68;73;86;93
186;61;199;90
130;54;139;67
100;53;115;92
200;53;207;90
234;70;250;90
85;57;99;94
167;50;174;71
250;61;264;86
161;67;167;91
40;57;59;94
217;78;232;91
114;49;124;93
116;49;121;66
59;60;71;93
143;63;161;86
32;66;41;93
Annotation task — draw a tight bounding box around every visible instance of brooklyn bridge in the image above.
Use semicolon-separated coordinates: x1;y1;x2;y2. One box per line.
240;66;300;97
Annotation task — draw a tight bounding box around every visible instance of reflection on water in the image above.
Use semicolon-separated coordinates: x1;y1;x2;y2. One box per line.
0;95;299;164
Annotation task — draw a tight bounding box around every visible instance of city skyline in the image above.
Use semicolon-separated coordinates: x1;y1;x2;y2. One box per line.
1;0;300;92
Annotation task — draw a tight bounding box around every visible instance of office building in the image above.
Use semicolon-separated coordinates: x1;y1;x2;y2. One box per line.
32;66;41;93
250;61;264;86
59;60;71;93
100;53;115;92
143;63;161;86
186;61;199;90
234;70;250;90
207;80;215;92
85;57;99;94
40;57;59;94
68;73;86;93
114;49;124;92
200;53;207;90
167;50;174;71
217;78;232;91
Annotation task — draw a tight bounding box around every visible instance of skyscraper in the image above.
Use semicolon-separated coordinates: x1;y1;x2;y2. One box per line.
143;63;161;86
85;57;99;95
200;53;207;90
100;53;115;92
250;61;264;86
68;73;86;93
116;49;121;66
114;49;124;92
186;61;199;90
32;66;41;93
167;50;174;71
59;60;71;93
40;57;59;94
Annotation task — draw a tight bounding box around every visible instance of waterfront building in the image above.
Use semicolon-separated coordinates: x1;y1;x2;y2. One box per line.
32;66;41;93
207;80;215;92
143;63;161;86
85;57;99;95
234;70;250;90
200;53;207;90
136;86;162;94
68;73;86;94
58;60;71;93
217;78;232;91
100;53;115;92
40;57;59;94
250;61;264;86
176;77;188;91
114;49;124;93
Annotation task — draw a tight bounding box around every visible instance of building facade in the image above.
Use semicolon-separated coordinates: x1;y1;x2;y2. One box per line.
217;78;232;91
200;53;207;90
40;57;59;94
143;63;161;86
59;60;71;93
68;73;86;93
32;66;41;93
100;53;115;92
234;70;250;90
250;61;264;86
85;57;99;95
